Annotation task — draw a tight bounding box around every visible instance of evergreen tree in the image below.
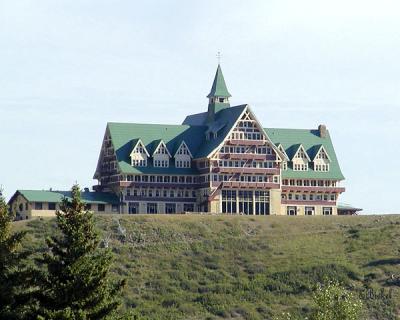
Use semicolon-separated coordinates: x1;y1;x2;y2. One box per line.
0;190;28;319
34;184;125;319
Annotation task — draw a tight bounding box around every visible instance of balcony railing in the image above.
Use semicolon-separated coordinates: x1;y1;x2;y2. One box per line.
228;139;266;146
125;195;196;202
281;186;345;193
281;199;337;206
212;167;280;175
118;181;201;189
211;181;280;189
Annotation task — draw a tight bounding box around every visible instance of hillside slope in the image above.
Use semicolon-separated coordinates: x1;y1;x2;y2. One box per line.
15;215;400;319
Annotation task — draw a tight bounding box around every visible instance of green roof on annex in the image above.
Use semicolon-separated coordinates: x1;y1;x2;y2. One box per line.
14;190;120;204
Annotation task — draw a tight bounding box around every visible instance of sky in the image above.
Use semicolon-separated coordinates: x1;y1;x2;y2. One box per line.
0;0;399;214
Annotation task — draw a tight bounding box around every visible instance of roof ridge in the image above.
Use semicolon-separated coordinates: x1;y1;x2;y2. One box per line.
108;122;191;127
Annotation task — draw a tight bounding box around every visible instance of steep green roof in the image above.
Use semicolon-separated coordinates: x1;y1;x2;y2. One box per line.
13;190;120;204
265;128;345;180
104;110;344;180
195;105;247;158
207;65;231;98
108;122;207;175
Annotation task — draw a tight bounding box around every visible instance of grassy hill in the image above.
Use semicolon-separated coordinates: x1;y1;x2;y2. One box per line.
14;214;400;319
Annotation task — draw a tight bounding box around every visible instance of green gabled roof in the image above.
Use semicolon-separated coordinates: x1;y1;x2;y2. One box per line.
13;190;120;204
265;128;345;180
108;122;207;175
207;64;231;98
338;202;362;211
195;105;247;158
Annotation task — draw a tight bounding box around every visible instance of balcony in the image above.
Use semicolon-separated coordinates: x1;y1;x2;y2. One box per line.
212;167;280;175
118;181;200;189
228;139;266;146
211;181;280;189
281;186;345;193
125;195;196;203
281;199;337;206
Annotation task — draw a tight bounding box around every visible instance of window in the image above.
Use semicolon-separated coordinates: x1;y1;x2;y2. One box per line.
184;203;194;212
112;204;119;212
315;164;330;172
293;163;308;171
147;203;158;214
287;206;297;216
48;202;56;210
85;204;92;210
128;202;139;214
132;159;147;167
176;160;191;168
323;207;333;215
154;160;169;167
165;203;176;214
35;202;43;210
305;206;314;215
98;204;105;212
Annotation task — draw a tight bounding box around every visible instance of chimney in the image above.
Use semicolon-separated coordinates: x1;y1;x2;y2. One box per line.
318;124;327;138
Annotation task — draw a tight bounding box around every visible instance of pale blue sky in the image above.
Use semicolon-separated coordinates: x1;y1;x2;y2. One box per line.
1;0;399;213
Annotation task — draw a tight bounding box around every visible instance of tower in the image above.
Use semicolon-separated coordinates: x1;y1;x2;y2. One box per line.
207;64;231;122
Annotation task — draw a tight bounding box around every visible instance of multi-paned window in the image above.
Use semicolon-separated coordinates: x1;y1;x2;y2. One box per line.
132;159;147;167
154;160;169;167
314;164;330;172
293;163;308;171
176;160;191;168
323;207;333;215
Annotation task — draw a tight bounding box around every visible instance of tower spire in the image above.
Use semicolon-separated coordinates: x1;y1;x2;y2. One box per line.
207;64;231;99
206;63;231;122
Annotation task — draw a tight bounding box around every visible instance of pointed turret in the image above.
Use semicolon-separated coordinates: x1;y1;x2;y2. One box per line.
207;64;231;122
207;64;231;99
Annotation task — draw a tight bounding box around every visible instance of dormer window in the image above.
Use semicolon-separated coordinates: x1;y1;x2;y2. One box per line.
174;141;192;169
292;145;310;171
152;140;171;168
130;139;149;167
313;146;331;172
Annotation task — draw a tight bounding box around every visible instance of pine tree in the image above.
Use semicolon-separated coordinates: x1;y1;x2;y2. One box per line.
0;190;28;320
34;184;125;319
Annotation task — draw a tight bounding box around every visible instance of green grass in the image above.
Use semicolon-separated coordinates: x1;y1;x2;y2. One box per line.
14;214;400;319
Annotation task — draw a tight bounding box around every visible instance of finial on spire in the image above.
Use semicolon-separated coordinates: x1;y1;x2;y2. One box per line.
216;51;222;64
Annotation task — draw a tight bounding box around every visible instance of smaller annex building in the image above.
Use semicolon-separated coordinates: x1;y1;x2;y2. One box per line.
8;190;119;220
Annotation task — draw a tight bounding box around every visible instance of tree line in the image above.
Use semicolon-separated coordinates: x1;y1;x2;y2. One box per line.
0;185;126;320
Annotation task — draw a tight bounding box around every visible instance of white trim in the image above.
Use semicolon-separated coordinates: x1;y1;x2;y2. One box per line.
130;139;150;157
292;144;311;161
276;143;289;161
206;105;287;161
152;140;171;157
312;145;332;162
174;140;193;158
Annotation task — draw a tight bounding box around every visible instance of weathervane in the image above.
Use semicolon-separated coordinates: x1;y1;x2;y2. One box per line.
216;51;222;64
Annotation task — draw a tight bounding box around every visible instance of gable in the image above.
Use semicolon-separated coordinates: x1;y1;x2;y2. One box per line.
107;122;207;174
292;144;311;161
265;128;345;180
